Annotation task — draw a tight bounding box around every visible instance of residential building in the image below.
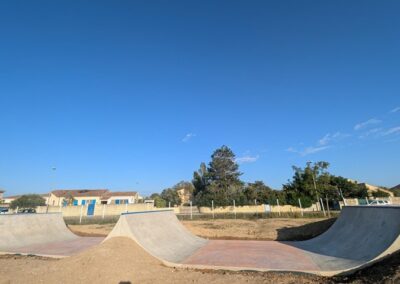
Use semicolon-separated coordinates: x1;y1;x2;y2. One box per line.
176;187;192;205
100;191;140;205
48;189;140;206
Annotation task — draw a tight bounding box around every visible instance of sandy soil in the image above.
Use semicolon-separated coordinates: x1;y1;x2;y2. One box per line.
181;218;336;241
68;223;115;237
68;218;336;241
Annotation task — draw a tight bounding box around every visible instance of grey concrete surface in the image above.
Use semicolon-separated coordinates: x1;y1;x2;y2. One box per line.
107;206;400;276
106;210;208;262
0;213;78;251
291;206;400;271
0;213;102;256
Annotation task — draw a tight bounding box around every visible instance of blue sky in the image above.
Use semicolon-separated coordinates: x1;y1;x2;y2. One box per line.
1;1;399;196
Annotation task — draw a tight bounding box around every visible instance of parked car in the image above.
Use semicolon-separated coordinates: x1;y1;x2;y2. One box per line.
18;208;37;214
367;200;390;206
0;208;9;214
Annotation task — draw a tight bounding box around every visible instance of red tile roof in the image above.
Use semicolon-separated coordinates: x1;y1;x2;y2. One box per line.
52;189;109;198
100;191;138;200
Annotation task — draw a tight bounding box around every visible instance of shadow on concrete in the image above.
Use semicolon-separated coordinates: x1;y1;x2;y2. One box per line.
276;218;336;241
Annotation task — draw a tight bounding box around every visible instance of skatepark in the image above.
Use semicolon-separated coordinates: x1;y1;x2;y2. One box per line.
0;205;399;280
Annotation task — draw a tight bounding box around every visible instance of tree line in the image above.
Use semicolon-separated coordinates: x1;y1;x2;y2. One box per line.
150;145;390;208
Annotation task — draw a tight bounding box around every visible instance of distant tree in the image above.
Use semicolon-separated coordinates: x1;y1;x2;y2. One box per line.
173;181;194;194
193;146;245;206
329;176;368;198
63;192;76;206
391;186;400;197
283;161;330;207
10;194;46;209
244;181;285;205
372;190;390;198
283;162;370;207
208;145;242;186
192;162;211;205
160;188;181;206
150;193;167;208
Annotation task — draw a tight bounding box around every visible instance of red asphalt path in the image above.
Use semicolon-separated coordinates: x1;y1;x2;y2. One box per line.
183;240;320;271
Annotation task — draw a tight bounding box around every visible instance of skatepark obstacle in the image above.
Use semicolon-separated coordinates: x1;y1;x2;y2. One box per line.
0;213;102;257
106;206;400;276
1;206;399;276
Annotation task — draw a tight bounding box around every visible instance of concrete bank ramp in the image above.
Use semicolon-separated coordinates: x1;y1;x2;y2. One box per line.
0;213;102;257
105;210;208;262
106;206;400;276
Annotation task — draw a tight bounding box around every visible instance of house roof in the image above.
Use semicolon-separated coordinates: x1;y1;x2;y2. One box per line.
52;189;109;198
100;191;138;200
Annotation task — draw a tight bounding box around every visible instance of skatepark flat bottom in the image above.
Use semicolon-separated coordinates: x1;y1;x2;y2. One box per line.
6;237;104;257
183;240;320;271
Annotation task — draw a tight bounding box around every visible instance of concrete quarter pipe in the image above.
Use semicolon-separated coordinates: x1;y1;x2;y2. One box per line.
0;213;103;257
106;206;400;276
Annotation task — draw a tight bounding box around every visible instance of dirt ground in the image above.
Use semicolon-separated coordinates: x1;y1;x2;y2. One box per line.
68;218;336;241
181;218;336;241
1;218;399;283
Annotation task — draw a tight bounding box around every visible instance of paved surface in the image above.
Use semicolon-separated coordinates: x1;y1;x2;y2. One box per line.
107;206;400;276
0;213;103;257
184;240;320;271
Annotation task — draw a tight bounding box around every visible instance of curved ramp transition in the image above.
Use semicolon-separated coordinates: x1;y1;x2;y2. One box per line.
0;213;103;257
106;206;400;276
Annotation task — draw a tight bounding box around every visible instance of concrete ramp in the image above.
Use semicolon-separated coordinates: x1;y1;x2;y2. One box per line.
106;206;400;276
0;213;103;257
106;210;208;262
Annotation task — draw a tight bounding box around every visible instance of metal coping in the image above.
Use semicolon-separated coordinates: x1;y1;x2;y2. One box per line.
122;209;174;216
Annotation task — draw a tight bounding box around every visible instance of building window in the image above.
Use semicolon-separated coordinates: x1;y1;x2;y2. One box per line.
73;200;78;206
82;200;86;205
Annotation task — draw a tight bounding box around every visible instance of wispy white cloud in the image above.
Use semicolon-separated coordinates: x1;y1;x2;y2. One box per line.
390;107;400;113
235;155;260;164
287;131;349;157
182;133;196;142
318;132;349;146
286;146;330;156
382;126;400;136
354;118;382;131
359;127;383;139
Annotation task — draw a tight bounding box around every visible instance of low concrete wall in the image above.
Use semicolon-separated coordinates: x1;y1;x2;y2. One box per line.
199;204;318;214
35;203;162;217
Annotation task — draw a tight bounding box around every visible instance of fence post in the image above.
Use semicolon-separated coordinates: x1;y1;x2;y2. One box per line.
190;201;193;220
277;199;281;216
254;199;257;216
212;200;214;219
298;198;303;217
169;202;171;208
233;200;236;219
125;203;128;213
326;196;331;218
320;198;326;217
16;206;19;214
79;205;83;224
